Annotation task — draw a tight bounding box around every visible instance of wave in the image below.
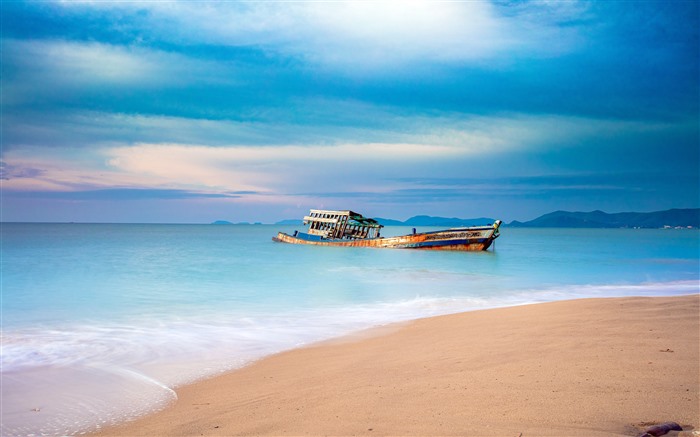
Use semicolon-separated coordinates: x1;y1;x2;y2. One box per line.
2;279;697;436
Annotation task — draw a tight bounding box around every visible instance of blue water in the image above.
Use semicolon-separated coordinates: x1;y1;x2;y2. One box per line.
2;223;699;436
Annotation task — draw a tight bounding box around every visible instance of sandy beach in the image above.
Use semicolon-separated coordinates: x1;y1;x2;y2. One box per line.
96;294;699;436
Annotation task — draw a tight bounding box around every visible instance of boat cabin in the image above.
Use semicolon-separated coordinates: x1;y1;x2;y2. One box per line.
303;209;383;240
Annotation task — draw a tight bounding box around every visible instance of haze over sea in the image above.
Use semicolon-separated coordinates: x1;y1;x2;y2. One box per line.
2;223;699;436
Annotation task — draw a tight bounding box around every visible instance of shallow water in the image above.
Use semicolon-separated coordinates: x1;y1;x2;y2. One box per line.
2;223;698;436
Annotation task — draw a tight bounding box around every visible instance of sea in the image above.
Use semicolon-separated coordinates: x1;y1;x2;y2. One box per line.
2;223;699;436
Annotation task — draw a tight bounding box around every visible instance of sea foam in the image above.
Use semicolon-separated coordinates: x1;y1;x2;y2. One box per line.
2;224;698;436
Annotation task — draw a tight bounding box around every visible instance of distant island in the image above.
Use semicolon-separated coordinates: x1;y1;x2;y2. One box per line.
508;208;699;229
271;208;699;229
374;215;496;227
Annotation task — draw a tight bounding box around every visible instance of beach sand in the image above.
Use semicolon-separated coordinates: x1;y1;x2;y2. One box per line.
96;294;699;436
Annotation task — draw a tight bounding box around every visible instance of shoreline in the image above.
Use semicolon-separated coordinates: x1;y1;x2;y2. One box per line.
95;294;699;436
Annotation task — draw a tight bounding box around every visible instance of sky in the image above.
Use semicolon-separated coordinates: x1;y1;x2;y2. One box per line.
1;0;698;224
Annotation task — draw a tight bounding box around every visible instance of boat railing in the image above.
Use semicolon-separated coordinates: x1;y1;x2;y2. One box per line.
303;209;382;240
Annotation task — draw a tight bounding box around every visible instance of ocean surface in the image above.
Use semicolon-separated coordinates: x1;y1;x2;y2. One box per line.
2;223;698;436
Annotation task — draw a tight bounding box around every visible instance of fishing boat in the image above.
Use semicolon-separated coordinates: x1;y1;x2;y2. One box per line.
273;209;501;251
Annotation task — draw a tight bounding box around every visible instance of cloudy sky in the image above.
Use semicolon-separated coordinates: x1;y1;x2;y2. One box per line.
1;1;698;223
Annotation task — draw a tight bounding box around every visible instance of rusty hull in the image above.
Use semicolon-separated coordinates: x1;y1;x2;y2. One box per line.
273;226;499;251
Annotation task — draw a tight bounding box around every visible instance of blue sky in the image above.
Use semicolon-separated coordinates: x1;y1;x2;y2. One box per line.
1;0;698;223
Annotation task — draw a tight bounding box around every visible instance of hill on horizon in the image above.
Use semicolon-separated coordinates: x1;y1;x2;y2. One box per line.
271;208;699;229
375;215;496;227
508;208;699;228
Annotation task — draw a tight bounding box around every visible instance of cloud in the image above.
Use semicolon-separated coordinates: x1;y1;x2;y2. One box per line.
4;39;156;85
7;101;680;154
4;188;239;201
0;162;45;180
289;169;700;217
0;139;486;201
106;141;458;168
284;1;513;68
392;173;652;195
101;142;463;195
100;110;661;188
1;39;233;105
2;103;695;219
1;111;265;149
50;1;586;72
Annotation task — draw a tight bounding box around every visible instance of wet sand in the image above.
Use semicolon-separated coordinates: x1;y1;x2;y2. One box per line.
96;294;699;436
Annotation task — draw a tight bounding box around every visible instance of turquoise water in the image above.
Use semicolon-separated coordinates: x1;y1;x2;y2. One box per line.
2;223;698;436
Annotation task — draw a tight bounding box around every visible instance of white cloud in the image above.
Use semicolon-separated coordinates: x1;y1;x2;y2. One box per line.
2;39;233;104
102;141;463;191
53;1;585;71
288;1;512;67
0;138;486;197
5;109;678;201
8;100;652;154
6;39;158;85
1;148;122;192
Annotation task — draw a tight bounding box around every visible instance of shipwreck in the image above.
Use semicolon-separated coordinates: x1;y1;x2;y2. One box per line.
273;209;501;251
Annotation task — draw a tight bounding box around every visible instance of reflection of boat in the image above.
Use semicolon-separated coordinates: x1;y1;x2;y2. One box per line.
273;209;502;251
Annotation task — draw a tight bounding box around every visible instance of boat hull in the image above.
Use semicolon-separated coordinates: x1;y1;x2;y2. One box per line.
273;226;499;251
